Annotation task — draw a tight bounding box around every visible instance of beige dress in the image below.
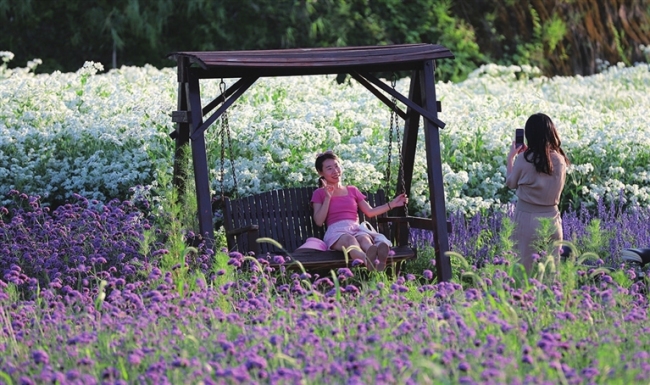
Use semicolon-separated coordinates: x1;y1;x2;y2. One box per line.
505;151;566;271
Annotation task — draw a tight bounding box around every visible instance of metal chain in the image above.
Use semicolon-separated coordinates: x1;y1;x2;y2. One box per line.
222;108;238;197
218;79;239;200
219;81;227;201
395;103;408;218
385;76;396;197
385;75;410;244
218;79;246;233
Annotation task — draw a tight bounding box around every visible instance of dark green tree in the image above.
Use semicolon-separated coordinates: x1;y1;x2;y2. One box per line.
2;0;648;79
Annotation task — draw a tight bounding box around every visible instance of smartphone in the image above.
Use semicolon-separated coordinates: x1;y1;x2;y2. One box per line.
515;128;524;147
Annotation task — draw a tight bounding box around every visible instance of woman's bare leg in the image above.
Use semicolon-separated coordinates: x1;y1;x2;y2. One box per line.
355;234;377;269
331;234;366;265
356;234;373;253
376;242;389;271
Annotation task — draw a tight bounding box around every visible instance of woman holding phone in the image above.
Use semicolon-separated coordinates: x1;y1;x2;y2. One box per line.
506;113;570;272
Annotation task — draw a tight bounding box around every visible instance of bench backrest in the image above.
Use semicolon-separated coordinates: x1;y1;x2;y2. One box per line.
223;187;389;256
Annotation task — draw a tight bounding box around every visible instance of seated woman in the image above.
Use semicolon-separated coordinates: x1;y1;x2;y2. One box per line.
311;150;407;271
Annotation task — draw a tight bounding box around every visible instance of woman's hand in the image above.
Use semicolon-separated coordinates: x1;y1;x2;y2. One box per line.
323;182;335;198
508;141;526;159
390;193;408;208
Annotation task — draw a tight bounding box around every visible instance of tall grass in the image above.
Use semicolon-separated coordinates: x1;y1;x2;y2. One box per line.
2;57;650;383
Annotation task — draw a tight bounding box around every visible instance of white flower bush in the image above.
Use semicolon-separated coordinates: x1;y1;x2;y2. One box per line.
0;59;173;205
1;53;649;216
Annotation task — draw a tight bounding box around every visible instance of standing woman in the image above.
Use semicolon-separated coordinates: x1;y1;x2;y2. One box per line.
506;113;570;272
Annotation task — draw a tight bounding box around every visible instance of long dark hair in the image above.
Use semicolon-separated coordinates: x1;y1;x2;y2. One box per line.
315;150;339;187
523;113;570;175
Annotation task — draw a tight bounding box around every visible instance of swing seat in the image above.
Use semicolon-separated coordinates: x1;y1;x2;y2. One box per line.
223;187;423;274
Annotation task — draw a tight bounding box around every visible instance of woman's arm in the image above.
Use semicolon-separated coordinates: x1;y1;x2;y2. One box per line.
312;187;332;227
507;141;525;174
506;141;526;189
359;193;408;218
312;200;331;227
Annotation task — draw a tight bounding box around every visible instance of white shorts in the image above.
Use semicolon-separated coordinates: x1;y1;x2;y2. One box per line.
323;219;392;250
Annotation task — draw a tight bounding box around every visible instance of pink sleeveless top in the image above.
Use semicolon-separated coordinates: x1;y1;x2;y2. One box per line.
311;186;366;227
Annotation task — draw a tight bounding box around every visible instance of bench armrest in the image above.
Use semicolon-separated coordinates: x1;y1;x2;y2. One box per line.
226;224;261;256
225;224;260;238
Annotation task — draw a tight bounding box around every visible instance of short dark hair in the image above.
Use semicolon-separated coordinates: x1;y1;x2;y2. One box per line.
315;150;339;187
315;150;339;173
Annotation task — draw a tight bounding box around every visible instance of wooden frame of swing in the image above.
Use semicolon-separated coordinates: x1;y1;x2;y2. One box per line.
168;44;455;282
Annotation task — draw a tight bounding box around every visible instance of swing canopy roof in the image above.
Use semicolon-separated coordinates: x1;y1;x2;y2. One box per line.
167;43;454;78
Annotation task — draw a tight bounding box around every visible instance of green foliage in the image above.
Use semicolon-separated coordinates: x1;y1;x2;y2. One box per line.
428;0;484;82
0;0;480;81
3;0;648;80
529;217;560;258
401;245;438;280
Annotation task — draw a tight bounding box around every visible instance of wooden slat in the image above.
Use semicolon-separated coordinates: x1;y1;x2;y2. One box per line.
374;190;388;237
277;189;292;251
257;191;270;255
295;188;308;249
233;196;243;252
276;189;289;250
272;190;286;253
302;187;319;239
264;190;275;253
293;188;308;249
190;44;441;60
223;198;235;251
241;194;256;253
284;188;297;247
288;188;303;245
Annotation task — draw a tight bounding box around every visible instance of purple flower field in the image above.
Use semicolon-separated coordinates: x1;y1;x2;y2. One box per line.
2;191;650;384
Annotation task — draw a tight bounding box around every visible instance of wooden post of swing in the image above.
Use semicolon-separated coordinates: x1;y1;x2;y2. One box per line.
172;57;190;198
421;60;452;282
186;71;216;247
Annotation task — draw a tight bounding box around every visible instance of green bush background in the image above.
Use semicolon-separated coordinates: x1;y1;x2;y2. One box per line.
2;0;649;81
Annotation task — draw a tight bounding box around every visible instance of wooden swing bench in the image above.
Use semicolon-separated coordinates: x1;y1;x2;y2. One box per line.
223;186;434;273
168;44;456;281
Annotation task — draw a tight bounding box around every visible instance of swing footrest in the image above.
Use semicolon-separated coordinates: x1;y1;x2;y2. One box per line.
379;216;452;232
622;248;650;266
283;245;416;274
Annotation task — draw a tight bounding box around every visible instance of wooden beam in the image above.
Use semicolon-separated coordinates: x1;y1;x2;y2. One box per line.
357;71;446;129
349;72;407;120
190;75;258;141
420;60;451;282
201;77;249;116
